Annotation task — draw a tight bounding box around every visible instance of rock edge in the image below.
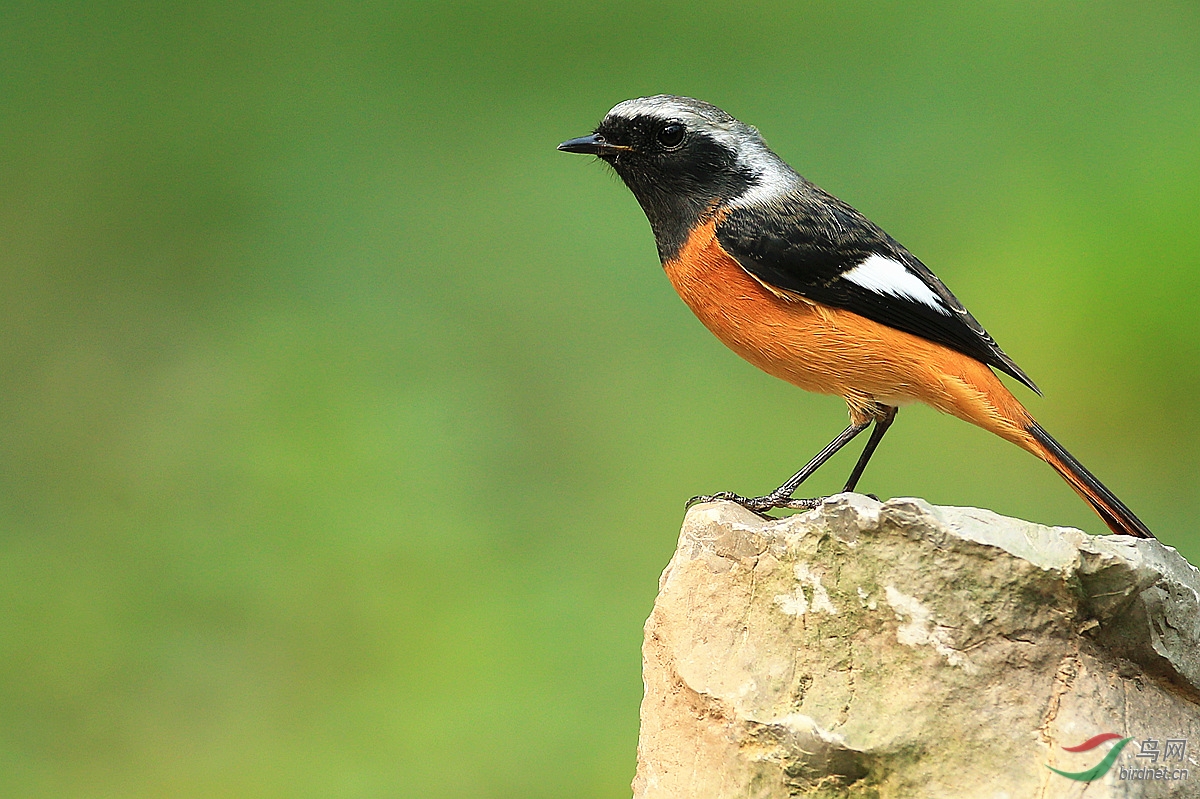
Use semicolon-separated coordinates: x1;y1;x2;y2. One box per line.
633;494;1200;799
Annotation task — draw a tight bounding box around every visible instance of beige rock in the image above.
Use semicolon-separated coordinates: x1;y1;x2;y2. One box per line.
633;495;1200;799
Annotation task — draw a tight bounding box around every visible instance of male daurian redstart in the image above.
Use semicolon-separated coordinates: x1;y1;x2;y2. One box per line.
559;95;1154;539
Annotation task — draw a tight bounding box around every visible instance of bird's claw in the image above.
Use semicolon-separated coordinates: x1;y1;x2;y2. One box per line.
686;492;825;515
686;491;745;509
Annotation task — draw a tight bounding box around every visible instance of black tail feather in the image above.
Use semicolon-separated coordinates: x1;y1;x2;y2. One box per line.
1026;421;1155;539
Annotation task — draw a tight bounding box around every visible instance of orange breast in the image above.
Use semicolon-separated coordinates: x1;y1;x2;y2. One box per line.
663;217;1035;449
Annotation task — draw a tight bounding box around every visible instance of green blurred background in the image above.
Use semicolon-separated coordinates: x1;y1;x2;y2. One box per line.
1;1;1197;796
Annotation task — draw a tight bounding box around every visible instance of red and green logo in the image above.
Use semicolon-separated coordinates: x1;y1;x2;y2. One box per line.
1047;733;1133;782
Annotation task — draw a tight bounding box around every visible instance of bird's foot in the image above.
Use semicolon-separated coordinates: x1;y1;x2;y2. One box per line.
686;491;824;516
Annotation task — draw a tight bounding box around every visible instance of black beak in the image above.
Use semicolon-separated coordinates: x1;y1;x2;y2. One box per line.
557;133;628;156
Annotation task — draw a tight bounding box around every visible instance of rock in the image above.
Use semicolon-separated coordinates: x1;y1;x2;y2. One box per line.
633;495;1200;799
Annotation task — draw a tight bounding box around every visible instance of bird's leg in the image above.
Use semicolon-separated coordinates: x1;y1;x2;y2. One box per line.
841;405;898;494
688;420;871;514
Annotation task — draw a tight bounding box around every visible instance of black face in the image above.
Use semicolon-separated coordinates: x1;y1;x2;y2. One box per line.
562;113;757;261
593;114;754;209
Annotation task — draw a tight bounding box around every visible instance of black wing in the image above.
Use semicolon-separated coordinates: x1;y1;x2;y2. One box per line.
716;185;1039;394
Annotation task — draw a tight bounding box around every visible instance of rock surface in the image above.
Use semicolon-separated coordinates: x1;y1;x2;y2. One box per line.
633;495;1200;799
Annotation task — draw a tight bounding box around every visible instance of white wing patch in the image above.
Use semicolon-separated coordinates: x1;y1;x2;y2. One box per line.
842;254;950;314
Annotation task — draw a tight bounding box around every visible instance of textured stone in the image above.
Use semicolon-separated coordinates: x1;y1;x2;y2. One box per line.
633;495;1200;799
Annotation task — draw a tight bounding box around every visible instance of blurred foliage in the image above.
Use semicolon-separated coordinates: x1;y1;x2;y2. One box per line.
0;1;1197;796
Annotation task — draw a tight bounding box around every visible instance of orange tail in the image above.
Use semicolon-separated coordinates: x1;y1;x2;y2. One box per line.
1025;421;1154;539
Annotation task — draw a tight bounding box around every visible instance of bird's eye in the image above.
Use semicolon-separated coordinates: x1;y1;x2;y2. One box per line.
657;123;685;150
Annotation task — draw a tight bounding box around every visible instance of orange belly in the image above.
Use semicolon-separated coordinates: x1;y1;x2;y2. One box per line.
663;217;1035;449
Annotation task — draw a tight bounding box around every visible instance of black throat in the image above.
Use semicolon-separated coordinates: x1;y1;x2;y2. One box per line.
604;140;757;262
618;173;724;262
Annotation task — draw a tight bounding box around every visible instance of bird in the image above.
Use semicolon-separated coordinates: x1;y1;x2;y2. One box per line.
558;95;1154;539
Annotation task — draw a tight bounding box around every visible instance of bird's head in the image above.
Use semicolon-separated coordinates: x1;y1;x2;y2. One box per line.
558;95;798;255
